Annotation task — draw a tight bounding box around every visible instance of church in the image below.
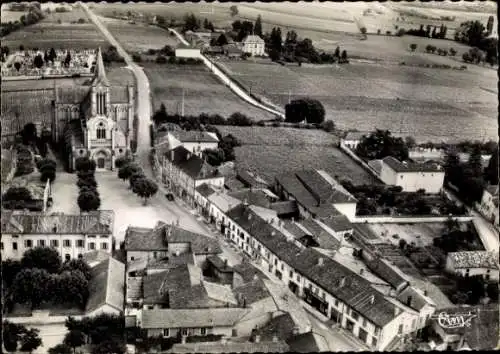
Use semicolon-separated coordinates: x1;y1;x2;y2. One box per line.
54;48;135;171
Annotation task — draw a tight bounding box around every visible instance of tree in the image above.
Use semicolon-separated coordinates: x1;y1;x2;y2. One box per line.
64;330;85;353
2;259;22;287
78;191;101;212
321;120;335;133
467;145;483;177
254;15;263;37
340;50;348;63
118;164;142;182
58;270;90;306
203;148;225;167
75;157;96;173
61;259;92;281
227;112;253;126
215;33;228;46
12;268;51;307
21;246;62;274
404;136;416;150
49;48;57;62
285;98;325;124
2;186;32;209
49;344;73;354
449;47;457;56
182;13;199;32
3;321;24;352
33;54;44;68
230;5;239;17
36;158;56;172
129;172;145;189
484;145;499;185
114;156;131;169
14;61;21;71
409;43;417;52
152;103;168;125
64;51;72;67
355;129;409;161
77;175;97;189
41;168;56;182
19;328;43;353
22;122;37;145
132;178;158;205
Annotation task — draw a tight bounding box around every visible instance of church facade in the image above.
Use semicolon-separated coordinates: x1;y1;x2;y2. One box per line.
53;48;135;171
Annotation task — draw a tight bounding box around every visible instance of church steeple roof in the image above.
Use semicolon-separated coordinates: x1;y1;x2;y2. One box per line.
91;47;110;87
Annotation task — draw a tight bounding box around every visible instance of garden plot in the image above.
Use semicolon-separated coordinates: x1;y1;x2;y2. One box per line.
143;63;275;121
103;20;180;52
369;223;445;247
2;24;108;50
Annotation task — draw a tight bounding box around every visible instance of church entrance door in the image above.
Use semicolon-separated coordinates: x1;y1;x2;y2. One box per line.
97;158;105;169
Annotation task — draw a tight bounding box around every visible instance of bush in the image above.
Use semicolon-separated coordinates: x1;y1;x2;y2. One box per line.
155;55;167;64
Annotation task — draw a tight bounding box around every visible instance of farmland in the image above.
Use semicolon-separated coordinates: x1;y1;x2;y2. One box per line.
1;23;108;50
143;63;275;121
100;17;180;52
218;59;497;143
40;6;91;24
1;10;28;24
216;125;378;185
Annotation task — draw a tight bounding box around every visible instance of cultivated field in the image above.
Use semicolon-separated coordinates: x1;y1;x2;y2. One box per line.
40;6;91;24
216;126;378;185
100;18;180;52
1;23;108;50
143;63;275;121
219;59;498;143
1;10;28;23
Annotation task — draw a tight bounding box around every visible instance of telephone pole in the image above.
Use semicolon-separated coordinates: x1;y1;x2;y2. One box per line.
181;88;185;117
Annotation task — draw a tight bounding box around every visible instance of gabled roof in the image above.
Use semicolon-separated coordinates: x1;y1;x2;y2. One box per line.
320;214;353;232
396;286;435;312
171;130;219;143
228;188;271;209
1;211;114;234
382;156;443;173
165;145;220;180
226;204;399;327
243;35;265;44
365;258;410;291
232;261;269;283
254;313;296;341
270;201;299;216
141;308;250;328
286;332;327;353
85;258;125;314
207;192;241;213
195;183;217;198
91;47;110;87
168;341;289;353
206;255;233;273
203;280;238;305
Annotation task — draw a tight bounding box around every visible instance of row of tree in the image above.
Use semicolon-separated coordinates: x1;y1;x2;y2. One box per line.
355;129;409;162
3;321;42;353
285;98;326;124
424;44;457;56
406;24;449;39
116;158;159;205
454;20;498;66
1;5;44;37
202;127;241;167
75;157;101;212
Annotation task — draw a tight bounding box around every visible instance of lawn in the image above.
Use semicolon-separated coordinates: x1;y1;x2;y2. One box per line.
101;18;180;52
1;23;108;50
216;125;378;185
143;63;276;121
219;59;497;143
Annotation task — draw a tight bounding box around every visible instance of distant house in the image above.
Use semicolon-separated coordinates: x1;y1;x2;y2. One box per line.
155;130;219;158
445;251;499;281
1;210;114;261
161;145;224;206
242;35;265;56
340;131;368;150
274;170;357;220
478;185;499;226
175;44;202;58
224;44;243;58
376;156;445;194
7;174;52;212
85;257;125;317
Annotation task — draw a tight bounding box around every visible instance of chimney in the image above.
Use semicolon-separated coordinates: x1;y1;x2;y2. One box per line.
370;294;375;305
254;334;261;343
272;335;278;343
318;257;324;266
360;268;364;275
406;296;413;307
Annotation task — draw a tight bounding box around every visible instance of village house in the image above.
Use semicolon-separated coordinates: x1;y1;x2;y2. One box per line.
206;191;241;233
375;156;445;194
477;185;499;226
155;130;219;158
445;251;499;281
194;183;218;218
224;203;422;350
0;210;114;261
161;145;224;206
175;44;202;58
7;174;52;212
242;35;266;56
57;48;135;171
274;170;357;220
340;131;368;150
85;256;125;317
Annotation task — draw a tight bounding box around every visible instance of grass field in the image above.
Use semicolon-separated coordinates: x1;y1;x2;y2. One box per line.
219;59;497;143
40;6;91;24
100;18;180;52
1;23;108;50
216;125;378;185
1;10;28;23
143;63;275;121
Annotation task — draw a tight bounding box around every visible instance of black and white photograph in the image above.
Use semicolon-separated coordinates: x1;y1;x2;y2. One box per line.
1;1;498;353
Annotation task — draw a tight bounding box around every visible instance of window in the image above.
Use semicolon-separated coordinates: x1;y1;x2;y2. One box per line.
65;254;71;261
78;254;83;259
374;327;380;336
358;328;368;343
297;275;301;282
335;299;339;307
89;242;95;250
77;240;84;248
281;264;284;271
50;240;59;248
200;328;206;335
363;318;367;327
130;257;135;261
0;242;3;250
372;338;377;347
38;240;46;247
351;311;359;321
101;243;108;250
12;242;18;250
398;324;403;334
63;239;71;247
163;329;170;337
97;122;106;139
289;271;293;278
400;175;403;179
274;259;278;266
181;329;188;336
25;239;33;248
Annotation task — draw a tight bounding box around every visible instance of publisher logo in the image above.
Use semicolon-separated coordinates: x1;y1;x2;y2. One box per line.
437;311;477;329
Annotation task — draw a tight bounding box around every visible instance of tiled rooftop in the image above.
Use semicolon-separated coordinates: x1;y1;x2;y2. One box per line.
382;156;443;173
195;183;217;198
1;210;114;234
165;145;220;180
226;204;398;327
85;258;125;314
168;340;289;353
365;258;410;291
448;251;499;270
171;130;219;143
141;308;249;328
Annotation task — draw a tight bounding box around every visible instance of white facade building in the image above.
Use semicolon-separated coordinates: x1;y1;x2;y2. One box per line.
478;185;499;227
1;210;114;261
445;251;499;281
242;35;266;56
340;131;368;150
378;156;445;194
